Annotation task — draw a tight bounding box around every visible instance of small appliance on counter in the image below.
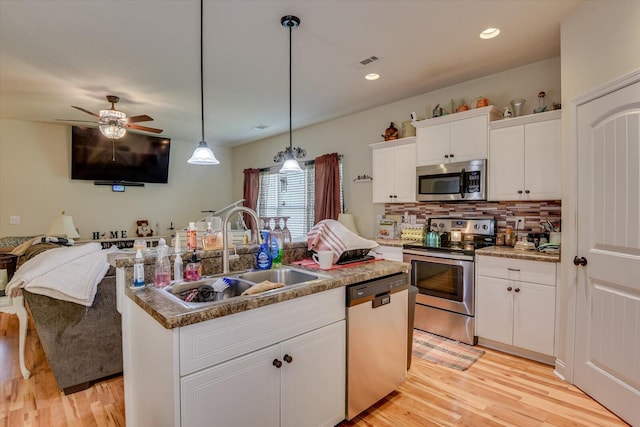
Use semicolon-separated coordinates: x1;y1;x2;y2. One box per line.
376;214;402;239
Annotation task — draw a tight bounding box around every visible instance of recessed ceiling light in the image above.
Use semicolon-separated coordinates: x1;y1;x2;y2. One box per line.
479;27;500;39
365;73;380;81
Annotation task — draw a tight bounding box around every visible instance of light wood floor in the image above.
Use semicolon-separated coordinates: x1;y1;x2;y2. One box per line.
1;313;627;427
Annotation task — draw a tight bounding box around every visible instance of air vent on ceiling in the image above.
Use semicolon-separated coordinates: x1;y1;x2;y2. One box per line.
359;56;379;66
253;124;270;130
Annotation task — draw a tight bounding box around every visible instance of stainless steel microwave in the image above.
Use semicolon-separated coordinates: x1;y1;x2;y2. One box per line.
416;159;486;202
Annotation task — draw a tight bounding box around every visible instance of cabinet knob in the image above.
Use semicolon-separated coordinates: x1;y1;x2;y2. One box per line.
525;189;530;194
273;359;282;368
444;154;449;159
573;256;588;266
517;190;523;194
283;354;293;364
514;288;520;293
450;153;454;158
507;286;513;291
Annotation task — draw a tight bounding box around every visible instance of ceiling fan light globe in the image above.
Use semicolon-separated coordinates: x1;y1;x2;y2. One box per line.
188;140;220;165
99;109;126;120
99;123;126;139
279;157;302;173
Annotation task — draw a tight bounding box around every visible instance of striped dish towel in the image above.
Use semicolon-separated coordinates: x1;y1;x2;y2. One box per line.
307;219;378;263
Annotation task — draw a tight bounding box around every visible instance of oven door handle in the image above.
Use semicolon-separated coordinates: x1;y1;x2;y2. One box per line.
459;168;466;199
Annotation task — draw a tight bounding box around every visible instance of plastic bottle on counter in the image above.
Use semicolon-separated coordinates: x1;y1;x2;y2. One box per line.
202;222;217;250
153;239;171;288
185;250;202;281
270;234;283;269
133;249;145;288
173;252;183;282
187;222;198;250
256;230;272;270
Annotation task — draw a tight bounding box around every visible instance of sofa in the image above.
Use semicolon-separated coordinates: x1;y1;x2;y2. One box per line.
1;237;123;394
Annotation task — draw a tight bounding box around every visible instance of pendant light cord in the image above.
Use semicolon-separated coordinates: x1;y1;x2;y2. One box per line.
288;21;293;152
200;0;205;142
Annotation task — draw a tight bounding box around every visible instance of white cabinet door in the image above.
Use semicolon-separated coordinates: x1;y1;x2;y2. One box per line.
476;276;513;345
181;344;281;427
372;146;396;203
523;119;561;200
450;115;488;162
512;282;556;355
416;123;449;166
393;143;416;202
281;321;346;427
488;126;525;200
372;143;415;203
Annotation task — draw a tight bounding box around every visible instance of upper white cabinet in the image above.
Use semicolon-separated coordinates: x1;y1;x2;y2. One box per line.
488;110;562;201
413;106;501;166
370;137;416;203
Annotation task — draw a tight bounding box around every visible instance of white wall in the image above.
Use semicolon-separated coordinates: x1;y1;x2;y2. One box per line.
557;0;640;380
232;57;561;238
0;119;235;239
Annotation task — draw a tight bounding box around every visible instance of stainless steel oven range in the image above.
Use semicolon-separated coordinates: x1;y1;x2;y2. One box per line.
403;217;495;345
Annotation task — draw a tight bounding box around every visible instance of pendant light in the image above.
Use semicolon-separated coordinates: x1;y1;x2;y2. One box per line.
277;15;305;174
188;0;219;165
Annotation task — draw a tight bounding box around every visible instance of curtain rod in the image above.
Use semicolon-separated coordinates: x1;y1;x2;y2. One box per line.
258;153;343;173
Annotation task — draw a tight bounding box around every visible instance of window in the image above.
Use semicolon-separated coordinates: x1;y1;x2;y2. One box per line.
257;160;343;239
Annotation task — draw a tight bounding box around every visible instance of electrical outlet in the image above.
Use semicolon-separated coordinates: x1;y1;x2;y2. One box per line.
515;216;526;228
9;215;21;225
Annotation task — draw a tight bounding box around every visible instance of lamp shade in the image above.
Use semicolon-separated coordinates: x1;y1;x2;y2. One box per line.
279;157;302;173
188;141;220;165
47;213;80;239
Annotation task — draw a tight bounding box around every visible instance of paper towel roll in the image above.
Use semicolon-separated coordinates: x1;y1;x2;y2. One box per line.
338;213;359;236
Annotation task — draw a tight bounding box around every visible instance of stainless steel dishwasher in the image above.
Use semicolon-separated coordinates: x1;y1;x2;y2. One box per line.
346;273;409;420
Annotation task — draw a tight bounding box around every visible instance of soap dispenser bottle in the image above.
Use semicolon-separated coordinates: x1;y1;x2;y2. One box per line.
202;222;217;250
256;230;272;270
133;249;145;288
187;222;198;250
153;238;171;288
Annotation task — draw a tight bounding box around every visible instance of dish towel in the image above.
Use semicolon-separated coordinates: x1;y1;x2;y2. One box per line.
6;243;118;306
307;219;378;263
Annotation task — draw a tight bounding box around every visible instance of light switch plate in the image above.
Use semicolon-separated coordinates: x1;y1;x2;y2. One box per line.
9;215;21;225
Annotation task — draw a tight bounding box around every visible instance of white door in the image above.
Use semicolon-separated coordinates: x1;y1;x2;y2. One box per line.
524;119;562;200
417;123;449;165
450;115;488;162
475;276;514;345
372;146;395;203
488;126;525;200
393;143;416;202
575;78;640;426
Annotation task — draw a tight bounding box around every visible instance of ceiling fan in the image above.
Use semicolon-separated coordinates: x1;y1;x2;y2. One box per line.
57;95;163;139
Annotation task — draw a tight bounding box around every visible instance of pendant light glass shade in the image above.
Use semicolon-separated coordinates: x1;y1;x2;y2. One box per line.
188;140;220;165
188;0;219;166
279;156;302;173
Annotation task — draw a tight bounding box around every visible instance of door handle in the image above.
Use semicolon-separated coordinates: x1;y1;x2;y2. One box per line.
459;168;466;198
573;256;588;266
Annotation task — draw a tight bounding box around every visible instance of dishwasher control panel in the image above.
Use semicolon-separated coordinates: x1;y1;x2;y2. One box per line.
346;273;408;306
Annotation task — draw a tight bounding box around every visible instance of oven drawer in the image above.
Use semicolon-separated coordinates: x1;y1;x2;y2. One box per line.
476;255;556;286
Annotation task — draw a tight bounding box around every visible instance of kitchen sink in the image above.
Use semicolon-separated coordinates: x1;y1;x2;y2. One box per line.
154;267;330;308
236;268;326;286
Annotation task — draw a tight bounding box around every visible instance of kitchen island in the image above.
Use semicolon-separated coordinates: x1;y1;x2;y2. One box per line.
110;247;409;427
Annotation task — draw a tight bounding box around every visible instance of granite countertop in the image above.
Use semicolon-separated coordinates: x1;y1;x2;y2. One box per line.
476;246;560;263
124;260;409;329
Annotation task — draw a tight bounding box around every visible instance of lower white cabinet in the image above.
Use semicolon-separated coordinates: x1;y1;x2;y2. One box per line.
182;321;346;427
476;256;557;357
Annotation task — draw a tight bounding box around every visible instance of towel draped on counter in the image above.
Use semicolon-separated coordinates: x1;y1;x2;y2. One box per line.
307;219;378;263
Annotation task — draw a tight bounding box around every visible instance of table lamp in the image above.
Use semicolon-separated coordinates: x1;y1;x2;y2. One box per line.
47;211;80;239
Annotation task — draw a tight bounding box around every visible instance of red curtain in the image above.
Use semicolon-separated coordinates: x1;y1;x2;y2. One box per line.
243;168;260;232
314;153;340;224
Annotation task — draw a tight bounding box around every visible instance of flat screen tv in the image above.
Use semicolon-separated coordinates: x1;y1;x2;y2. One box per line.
71;126;171;184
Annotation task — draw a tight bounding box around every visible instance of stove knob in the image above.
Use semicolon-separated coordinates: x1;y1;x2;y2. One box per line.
483;224;488;230
474;224;479;229
439;223;444;229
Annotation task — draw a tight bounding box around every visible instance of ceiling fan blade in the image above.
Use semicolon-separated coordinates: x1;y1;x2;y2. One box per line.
55;119;97;123
127;124;163;134
126;114;153;124
71;106;100;117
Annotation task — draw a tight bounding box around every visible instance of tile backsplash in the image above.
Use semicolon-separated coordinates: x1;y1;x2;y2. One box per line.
385;200;561;236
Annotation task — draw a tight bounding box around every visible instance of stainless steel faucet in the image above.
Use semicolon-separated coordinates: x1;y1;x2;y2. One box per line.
222;206;260;274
